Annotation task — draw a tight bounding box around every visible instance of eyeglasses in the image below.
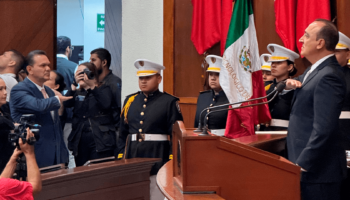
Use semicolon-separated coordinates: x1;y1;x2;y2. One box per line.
70;46;74;50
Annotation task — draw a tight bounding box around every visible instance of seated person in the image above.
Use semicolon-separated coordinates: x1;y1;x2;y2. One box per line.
260;53;275;86
262;44;299;131
64;62;115;166
194;55;229;136
0;78;15;173
0;128;42;199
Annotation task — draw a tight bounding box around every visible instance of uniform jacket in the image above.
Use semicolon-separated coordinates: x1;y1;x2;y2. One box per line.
63;85;116;156
194;90;229;129
339;66;350;150
263;79;294;131
10;78;68;168
287;56;347;183
118;90;183;175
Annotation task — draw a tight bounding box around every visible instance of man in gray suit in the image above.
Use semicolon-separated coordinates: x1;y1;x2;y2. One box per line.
285;19;346;200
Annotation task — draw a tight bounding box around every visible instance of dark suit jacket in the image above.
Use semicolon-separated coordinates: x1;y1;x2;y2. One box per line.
56;56;76;90
287;55;347;183
10;78;68;168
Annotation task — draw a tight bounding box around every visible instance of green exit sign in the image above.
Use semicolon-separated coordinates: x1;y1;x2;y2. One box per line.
97;14;105;32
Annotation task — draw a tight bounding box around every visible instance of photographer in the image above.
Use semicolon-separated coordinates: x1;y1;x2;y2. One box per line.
64;62;116;166
0;128;42;199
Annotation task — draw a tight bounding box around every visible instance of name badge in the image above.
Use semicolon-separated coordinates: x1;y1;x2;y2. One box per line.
76;95;85;101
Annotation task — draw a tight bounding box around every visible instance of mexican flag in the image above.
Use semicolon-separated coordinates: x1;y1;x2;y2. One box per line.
220;0;271;139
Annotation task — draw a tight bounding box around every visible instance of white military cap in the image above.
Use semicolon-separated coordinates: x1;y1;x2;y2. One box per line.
267;44;299;62
336;32;350;50
134;59;165;77
260;54;271;71
205;55;222;73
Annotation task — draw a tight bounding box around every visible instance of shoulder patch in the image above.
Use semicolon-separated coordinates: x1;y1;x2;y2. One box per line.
163;92;180;101
199;90;211;94
265;83;272;91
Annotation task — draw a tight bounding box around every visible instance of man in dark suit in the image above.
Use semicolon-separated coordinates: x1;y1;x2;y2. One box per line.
10;50;72;168
56;36;76;90
285;19;347;200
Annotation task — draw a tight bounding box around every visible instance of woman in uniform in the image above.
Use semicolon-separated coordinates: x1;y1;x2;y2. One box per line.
194;55;229;136
262;44;299;131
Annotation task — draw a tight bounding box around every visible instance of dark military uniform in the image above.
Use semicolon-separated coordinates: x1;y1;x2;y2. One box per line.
118;90;183;175
194;90;229;130
340;66;350;200
262;79;294;131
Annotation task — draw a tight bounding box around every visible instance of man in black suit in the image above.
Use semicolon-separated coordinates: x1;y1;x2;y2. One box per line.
285;19;347;200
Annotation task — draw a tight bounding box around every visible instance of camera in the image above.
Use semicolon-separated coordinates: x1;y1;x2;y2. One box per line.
79;68;95;80
8;114;41;149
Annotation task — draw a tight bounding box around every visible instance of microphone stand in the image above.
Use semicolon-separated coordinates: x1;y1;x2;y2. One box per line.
194;88;277;132
199;81;287;135
199;91;279;135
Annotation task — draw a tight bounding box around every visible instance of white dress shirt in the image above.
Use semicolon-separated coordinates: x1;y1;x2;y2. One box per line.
303;54;334;83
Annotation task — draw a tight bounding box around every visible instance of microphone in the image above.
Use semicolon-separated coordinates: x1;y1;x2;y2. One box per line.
199;81;286;135
194;83;278;133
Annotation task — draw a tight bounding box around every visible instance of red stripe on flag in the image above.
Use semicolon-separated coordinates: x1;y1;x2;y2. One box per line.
224;70;271;139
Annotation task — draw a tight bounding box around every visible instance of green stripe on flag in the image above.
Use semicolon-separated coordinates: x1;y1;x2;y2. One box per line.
225;0;254;49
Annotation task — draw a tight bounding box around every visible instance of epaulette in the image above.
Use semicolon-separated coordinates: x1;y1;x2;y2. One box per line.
199;90;211;94
164;92;180;101
121;92;139;123
265;83;272;91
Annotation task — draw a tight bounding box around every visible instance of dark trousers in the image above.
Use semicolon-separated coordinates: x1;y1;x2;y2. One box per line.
301;182;341;200
341;169;350;200
75;130;113;166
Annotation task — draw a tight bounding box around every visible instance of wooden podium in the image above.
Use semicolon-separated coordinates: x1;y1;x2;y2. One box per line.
36;158;159;200
157;122;300;200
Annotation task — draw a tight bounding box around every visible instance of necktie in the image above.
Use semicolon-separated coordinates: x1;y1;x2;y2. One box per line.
303;70;311;83
41;88;48;99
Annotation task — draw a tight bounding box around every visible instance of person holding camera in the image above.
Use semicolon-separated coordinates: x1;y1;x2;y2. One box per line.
0;128;42;199
64;62;116;166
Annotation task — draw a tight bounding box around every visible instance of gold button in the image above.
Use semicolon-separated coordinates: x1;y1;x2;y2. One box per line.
207;117;209;120
141;112;144;116
144;98;147;102
207;110;210;113
139;139;142;142
139;129;142;133
140;121;143;125
143;104;146;108
213;98;215;101
210;104;213;106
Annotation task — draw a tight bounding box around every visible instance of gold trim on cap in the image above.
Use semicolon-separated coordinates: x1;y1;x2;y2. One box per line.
207;67;220;72
336;43;349;49
269;56;289;61
137;70;158;76
261;65;271;70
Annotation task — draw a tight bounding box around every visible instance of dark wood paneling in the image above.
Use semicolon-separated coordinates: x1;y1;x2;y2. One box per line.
178;102;197;128
0;0;57;69
336;0;350;36
164;0;175;94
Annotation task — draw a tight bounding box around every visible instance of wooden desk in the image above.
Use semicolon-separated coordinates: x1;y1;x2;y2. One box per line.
157;122;300;200
36;158;159;200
